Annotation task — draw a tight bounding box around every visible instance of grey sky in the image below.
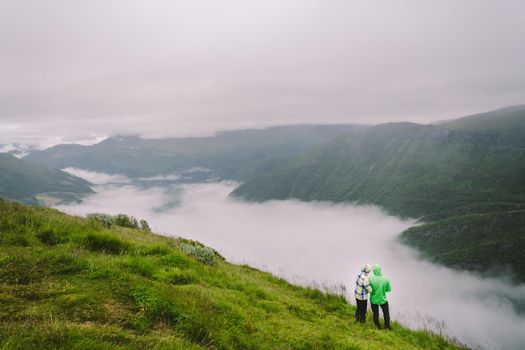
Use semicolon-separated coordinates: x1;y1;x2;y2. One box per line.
1;0;524;147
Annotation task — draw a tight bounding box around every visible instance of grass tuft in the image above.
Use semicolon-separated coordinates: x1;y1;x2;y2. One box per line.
37;229;68;246
82;233;130;255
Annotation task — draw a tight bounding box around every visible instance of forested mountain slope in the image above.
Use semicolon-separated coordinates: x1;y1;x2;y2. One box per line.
232;106;525;282
442;105;525;147
233;122;525;217
0;153;93;205
26;125;365;181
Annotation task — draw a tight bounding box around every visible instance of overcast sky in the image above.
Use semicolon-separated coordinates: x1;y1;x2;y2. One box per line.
1;0;524;147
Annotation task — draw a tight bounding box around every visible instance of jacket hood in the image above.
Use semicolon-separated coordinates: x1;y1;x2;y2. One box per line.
373;264;382;276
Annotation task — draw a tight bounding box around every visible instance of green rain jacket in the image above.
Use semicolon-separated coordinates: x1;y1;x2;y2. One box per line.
368;265;391;305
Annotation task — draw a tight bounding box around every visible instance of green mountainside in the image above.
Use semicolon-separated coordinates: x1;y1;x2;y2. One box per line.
441;105;525;147
401;209;525;281
232;121;525;217
0;199;461;349
26;125;365;181
0;153;93;205
232;106;525;282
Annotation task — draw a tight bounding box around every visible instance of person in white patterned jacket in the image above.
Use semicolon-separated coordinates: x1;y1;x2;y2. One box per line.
354;264;372;323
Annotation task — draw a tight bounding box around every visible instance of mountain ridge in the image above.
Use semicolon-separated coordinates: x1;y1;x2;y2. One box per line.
232;105;525;282
26;124;367;181
0;153;93;205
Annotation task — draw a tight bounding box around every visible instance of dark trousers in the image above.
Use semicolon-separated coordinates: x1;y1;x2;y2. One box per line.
371;302;390;329
355;299;368;323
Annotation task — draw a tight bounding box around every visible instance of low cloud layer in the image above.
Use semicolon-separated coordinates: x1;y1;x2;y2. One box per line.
56;173;525;349
1;1;524;146
63;167;131;185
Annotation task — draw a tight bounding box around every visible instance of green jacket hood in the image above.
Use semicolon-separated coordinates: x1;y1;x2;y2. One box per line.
368;265;391;305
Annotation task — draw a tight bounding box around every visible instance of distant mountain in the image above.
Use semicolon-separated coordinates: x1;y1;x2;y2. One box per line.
232;106;525;282
441;105;525;147
233;121;525;217
0;142;38;158
26;125;366;182
0;153;93;205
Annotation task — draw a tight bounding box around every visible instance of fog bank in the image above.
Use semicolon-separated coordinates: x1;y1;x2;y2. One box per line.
57;176;525;350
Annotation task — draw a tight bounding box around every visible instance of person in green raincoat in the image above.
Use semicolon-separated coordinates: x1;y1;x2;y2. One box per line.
368;264;391;330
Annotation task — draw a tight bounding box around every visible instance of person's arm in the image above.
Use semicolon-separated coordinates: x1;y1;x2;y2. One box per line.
364;278;372;293
386;279;391;293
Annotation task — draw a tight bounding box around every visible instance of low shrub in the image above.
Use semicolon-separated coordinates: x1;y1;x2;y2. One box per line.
139;220;151;232
179;243;217;266
114;214;139;229
87;213;151;232
87;213;115;228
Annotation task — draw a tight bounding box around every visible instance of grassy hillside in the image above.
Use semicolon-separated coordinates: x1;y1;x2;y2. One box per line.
0;153;93;205
0;199;461;349
26;125;366;181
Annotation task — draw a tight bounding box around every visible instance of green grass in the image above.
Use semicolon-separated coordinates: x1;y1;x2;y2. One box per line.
0;199;463;349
